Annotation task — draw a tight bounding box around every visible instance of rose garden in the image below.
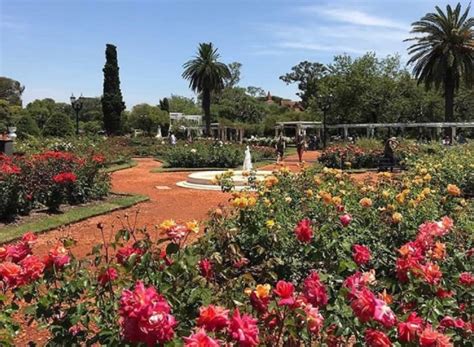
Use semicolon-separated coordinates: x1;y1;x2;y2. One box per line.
1;2;474;346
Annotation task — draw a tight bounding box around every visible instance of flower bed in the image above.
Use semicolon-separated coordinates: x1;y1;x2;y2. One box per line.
164;143;275;168
0;151;110;220
319;144;383;169
0;149;472;345
404;143;474;197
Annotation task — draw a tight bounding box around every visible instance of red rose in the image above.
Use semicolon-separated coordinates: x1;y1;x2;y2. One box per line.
98;267;118;286
303;271;328;307
274;280;295;306
196;305;229;332
52;172;77;184
351;287;377;323
459;272;474;287
365;328;392;347
352;244;372;266
294;218;313;243
198;259;213;280
397;312;423;343
419;326;453;347
339;213;352;227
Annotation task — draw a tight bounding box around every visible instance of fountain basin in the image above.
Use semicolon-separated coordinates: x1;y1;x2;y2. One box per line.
176;170;273;191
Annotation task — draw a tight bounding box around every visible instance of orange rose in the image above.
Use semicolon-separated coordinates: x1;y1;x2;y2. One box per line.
447;184;461;197
359;197;373;208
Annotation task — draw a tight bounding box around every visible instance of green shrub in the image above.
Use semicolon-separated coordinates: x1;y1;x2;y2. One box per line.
43;113;74;137
164;143;274;168
16;114;41;138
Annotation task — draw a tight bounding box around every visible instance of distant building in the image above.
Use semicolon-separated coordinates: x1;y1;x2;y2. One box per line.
265;92;304;112
169;112;203;126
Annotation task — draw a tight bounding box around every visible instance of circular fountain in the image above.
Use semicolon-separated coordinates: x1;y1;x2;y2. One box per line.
176;170;273;191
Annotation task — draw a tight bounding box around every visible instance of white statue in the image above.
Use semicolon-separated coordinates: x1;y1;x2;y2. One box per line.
155;125;162;139
243;145;253;171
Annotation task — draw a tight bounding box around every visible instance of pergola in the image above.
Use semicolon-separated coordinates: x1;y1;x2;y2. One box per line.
210;123;245;143
275;121;322;137
276;121;474;141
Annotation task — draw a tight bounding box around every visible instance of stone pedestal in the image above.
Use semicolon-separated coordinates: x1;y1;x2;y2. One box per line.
0;139;14;156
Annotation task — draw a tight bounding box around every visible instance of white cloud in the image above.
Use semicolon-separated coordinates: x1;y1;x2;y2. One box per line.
302;5;409;31
256;4;411;58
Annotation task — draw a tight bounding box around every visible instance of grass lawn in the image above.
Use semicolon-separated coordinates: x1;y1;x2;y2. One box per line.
0;193;149;244
102;160;137;173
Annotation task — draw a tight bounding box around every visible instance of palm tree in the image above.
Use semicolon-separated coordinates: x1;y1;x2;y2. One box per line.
182;43;231;135
406;3;474;124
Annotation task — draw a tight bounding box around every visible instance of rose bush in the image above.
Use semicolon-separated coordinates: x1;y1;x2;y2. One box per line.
164;142;275;168
0;150;109;218
0;147;472;345
319;144;383;169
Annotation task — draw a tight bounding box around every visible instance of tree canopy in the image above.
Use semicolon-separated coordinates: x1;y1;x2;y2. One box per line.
406;3;474;122
182;42;231;134
102;44;125;135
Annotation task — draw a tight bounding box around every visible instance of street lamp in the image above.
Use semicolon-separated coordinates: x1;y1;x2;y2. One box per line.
318;93;333;149
70;93;84;135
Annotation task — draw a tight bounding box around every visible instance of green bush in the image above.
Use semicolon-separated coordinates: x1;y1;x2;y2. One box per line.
16;114;41;138
164;143;274;168
43;113;75;137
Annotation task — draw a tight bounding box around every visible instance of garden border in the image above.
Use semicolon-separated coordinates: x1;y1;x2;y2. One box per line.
0;193;149;244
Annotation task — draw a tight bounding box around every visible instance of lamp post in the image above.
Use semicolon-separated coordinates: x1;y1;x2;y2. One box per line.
70;93;84;135
318;93;333;149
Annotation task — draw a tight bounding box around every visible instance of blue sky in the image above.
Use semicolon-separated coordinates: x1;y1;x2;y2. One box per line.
1;0;470;108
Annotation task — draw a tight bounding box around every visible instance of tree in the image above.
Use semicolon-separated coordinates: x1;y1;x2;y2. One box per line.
16;114;41;138
159;97;170;113
213;87;266;124
128;103;169;136
101;44;125;135
43;113;74;137
167;95;200;114
280;61;327;108
406;3;474;123
0;100;12;132
246;86;266;97
0;77;25;106
182;42;231;135
224;62;242;88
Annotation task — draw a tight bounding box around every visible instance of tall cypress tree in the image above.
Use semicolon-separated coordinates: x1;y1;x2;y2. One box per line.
159;97;170;113
101;44;125;135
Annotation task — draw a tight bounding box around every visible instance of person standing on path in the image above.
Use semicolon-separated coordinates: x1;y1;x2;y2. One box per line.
275;135;286;163
295;131;306;163
383;136;399;172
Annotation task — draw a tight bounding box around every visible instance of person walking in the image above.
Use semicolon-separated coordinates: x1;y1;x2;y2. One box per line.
295;131;306;163
275;135;286;163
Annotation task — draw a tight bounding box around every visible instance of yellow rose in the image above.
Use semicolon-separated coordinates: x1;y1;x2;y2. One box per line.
266;220;275;229
185;220;199;233
305;189;314;198
255;284;271;299
313;176;322;186
392;212;403;224
264;175;279;188
332;196;342;206
160;219;176;231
